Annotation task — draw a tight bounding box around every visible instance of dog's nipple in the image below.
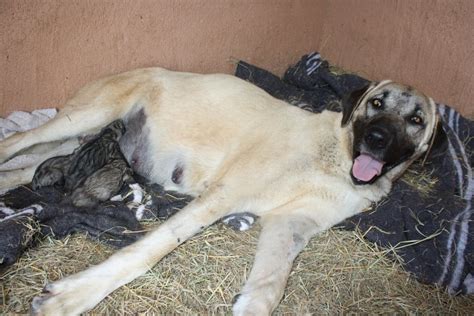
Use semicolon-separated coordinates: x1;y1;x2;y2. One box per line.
172;166;184;184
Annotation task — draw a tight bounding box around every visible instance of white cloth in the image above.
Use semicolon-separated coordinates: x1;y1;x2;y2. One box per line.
0;107;81;195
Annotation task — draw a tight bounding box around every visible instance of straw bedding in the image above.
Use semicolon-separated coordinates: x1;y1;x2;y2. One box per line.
2;221;473;314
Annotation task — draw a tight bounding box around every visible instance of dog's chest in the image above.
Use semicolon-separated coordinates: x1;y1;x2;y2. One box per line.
226;125;362;211
235;161;373;226
229;117;383;221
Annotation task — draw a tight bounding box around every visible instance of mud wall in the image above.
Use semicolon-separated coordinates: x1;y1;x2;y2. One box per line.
1;0;473;115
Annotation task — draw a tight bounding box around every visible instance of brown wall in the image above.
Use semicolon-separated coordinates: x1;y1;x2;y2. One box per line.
1;0;473;116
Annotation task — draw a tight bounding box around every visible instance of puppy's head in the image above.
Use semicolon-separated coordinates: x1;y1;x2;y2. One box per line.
100;119;126;140
341;81;443;185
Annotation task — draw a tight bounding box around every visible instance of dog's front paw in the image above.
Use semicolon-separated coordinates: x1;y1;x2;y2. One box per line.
31;275;103;316
232;292;272;316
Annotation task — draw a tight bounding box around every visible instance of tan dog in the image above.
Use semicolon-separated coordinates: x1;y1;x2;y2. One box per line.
0;68;440;315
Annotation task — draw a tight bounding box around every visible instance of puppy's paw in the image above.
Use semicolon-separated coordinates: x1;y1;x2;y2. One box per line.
222;212;258;231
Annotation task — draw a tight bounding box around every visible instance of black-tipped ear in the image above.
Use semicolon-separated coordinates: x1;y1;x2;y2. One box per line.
421;118;448;165
341;84;371;126
428;119;448;157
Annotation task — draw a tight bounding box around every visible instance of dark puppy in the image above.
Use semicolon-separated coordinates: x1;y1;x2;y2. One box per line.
31;155;71;190
32;120;132;207
64;119;127;192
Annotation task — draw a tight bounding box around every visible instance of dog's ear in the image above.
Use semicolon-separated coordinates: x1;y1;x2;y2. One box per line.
420;117;448;165
427;118;448;157
341;84;371;127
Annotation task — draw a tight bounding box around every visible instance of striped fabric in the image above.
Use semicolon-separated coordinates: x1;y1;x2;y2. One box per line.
437;104;473;294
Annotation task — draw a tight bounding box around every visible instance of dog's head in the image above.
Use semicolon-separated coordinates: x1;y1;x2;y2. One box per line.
341;80;444;185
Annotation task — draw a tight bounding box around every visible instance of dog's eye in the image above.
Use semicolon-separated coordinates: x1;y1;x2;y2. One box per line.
410;115;423;125
371;99;383;109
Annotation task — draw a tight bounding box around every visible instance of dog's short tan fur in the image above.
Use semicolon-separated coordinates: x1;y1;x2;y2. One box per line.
0;68;438;315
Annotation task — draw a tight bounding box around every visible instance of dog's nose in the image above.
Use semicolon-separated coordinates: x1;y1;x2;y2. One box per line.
365;127;389;149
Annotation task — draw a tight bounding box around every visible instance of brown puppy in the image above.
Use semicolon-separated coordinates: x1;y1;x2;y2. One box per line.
0;68;440;315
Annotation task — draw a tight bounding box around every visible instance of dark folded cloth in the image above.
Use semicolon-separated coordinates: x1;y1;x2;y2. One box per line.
0;185;143;272
0;215;38;270
37;201;144;248
0;169;196;271
235;52;473;295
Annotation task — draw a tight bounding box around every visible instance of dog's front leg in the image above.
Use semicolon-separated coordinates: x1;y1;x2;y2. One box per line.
31;189;231;316
232;214;319;316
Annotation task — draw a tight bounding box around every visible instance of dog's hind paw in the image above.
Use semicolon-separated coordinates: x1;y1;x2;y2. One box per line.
0;148;9;164
0;138;18;164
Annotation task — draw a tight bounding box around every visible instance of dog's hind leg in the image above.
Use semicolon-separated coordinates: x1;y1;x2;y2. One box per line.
0;101;125;163
30;186;233;315
0;168;37;193
233;214;318;316
0;138;80;191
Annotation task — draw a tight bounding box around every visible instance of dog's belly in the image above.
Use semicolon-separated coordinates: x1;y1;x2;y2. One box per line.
119;107;155;178
118;104;223;195
114;72;293;194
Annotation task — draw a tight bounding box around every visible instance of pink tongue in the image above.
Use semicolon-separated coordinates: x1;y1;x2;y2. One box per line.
352;154;384;182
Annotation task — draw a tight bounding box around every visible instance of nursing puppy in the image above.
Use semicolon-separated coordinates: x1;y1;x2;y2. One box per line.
0;68;441;315
31;120;126;191
31;120;133;207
